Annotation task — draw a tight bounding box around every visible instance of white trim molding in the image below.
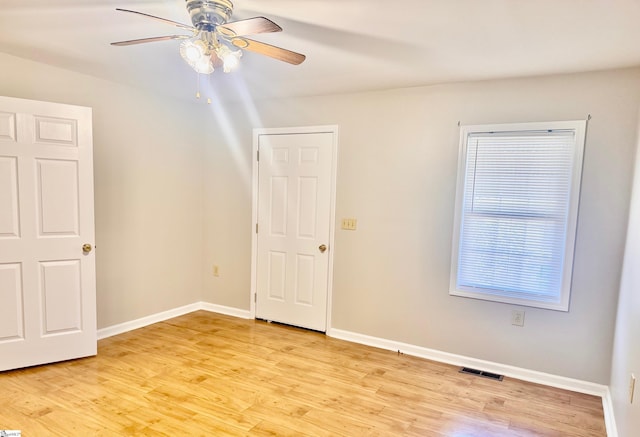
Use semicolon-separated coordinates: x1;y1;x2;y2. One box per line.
97;302;202;340
602;387;619;437
327;327;608;398
97;302;251;340
199;302;252;319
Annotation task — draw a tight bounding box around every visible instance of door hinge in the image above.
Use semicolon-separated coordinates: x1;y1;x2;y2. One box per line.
257;150;259;161
254;293;257;303
255;223;258;233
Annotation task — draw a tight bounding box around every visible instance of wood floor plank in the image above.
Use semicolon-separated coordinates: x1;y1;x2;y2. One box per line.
0;311;606;436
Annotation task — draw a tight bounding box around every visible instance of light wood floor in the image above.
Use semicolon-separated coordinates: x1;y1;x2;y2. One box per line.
0;311;606;436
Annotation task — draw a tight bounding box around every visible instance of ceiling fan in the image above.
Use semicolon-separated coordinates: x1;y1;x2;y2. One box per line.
111;0;306;75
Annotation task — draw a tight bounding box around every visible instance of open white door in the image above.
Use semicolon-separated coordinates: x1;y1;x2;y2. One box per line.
254;127;337;332
0;96;96;372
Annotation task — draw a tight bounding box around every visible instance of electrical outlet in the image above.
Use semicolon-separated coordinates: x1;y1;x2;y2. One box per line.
212;265;220;277
511;310;525;327
341;218;357;230
630;374;636;404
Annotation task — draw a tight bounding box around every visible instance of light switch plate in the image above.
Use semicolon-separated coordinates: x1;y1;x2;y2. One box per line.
341;218;357;230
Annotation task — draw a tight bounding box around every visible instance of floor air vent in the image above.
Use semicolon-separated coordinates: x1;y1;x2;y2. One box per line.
459;367;504;381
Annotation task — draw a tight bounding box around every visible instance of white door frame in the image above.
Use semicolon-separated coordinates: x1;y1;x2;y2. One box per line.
250;125;338;331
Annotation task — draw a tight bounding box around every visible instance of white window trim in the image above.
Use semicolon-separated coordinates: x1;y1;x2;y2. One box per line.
449;120;587;311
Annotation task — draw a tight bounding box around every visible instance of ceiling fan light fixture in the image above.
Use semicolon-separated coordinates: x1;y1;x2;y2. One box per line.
180;36;214;74
194;56;214;74
180;39;207;63
216;44;242;73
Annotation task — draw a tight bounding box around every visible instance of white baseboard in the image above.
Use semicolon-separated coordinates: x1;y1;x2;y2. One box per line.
97;302;202;340
602;387;619;437
199;302;252;319
97;302;253;340
327;327;608;398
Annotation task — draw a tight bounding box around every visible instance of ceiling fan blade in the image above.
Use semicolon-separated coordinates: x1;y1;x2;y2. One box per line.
232;38;305;65
115;8;194;31
111;35;191;46
218;17;282;37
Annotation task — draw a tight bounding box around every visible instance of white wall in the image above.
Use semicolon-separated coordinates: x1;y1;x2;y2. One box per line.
3;49;638;387
0;53;205;328
203;68;640;383
609;111;640;436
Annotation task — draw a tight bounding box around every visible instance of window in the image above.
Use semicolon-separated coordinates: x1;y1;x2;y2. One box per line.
450;121;586;311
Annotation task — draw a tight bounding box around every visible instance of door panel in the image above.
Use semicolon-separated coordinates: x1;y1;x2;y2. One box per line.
256;130;336;332
295;254;314;305
34;116;77;146
0;96;95;372
267;251;287;300
298;177;318;238
0;111;16;141
40;260;82;334
0;157;19;237
0;263;23;341
37;159;80;236
269;176;288;235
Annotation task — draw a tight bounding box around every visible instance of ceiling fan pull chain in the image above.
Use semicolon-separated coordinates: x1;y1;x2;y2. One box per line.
196;72;201;99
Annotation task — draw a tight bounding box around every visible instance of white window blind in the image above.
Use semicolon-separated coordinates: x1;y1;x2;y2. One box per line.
450;121;586;311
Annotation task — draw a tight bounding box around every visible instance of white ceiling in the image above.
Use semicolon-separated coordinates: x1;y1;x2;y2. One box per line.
1;0;640;102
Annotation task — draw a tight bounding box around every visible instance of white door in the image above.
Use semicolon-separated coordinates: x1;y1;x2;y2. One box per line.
0;96;96;372
254;128;337;332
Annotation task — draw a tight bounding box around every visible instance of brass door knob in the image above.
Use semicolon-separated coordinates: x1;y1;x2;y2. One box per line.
82;244;92;254
319;244;327;253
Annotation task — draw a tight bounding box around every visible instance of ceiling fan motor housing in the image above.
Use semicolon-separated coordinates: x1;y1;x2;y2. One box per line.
186;0;233;30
